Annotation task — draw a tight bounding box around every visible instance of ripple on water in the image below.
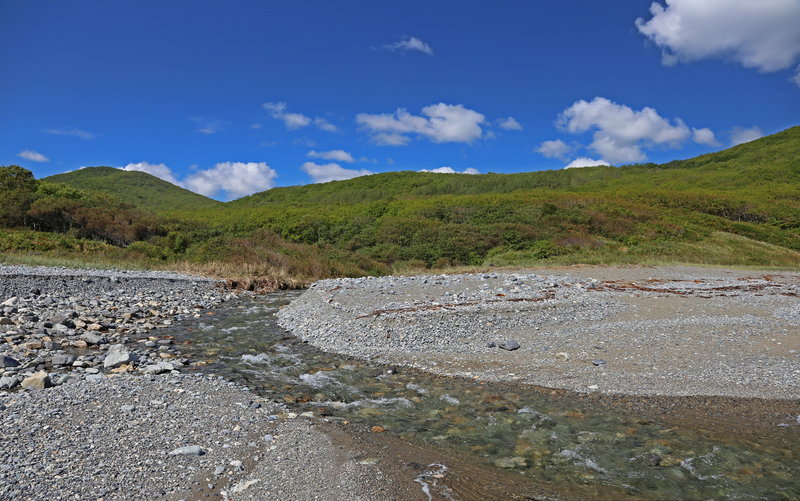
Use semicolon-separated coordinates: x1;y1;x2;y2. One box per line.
164;295;800;500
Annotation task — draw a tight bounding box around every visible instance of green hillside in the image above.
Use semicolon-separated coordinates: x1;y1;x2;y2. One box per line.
231;126;800;208
45;167;220;213
174;126;799;270
2;126;799;285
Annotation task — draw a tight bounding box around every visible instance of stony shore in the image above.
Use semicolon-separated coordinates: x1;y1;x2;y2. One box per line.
277;266;800;400
0;265;235;391
0;374;415;501
0;265;421;501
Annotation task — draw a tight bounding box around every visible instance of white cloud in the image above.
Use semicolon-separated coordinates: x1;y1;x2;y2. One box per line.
263;102;336;132
557;97;706;164
190;117;226;135
536;139;571;160
307;150;355;162
419;167;480;174
301;162;373;184
44;127;95;140
729;126;764;146
121;162;179;184
313;117;337;132
692;127;719;146
250;123;263;129
564;157;611;169
183;162;278;199
498;117;523;130
384;36;434;56
636;0;800;74
792;66;800;87
18;149;49;162
372;132;410;146
357;103;485;145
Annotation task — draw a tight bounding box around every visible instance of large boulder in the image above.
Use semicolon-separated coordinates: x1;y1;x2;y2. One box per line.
103;344;131;369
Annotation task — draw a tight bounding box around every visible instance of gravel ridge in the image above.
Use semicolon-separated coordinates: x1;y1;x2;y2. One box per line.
0;374;406;500
277;266;800;399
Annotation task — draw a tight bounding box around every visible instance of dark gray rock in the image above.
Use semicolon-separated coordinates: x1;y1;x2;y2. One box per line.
0;355;20;368
498;340;520;351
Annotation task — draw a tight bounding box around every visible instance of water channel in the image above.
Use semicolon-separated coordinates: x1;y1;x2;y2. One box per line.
161;291;798;500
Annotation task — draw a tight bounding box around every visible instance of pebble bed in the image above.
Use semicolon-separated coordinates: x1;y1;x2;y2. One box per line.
0;374;400;501
0;265;406;501
277;268;800;399
0;265;234;391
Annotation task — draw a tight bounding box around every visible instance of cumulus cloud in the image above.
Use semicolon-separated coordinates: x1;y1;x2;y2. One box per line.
263;102;336;132
536;139;571;160
301;162;373;184
117;161;277;199
384;36;434;56
44;127;95;140
419;167;480;174
692;127;719;146
357;103;485;145
557;97;713;164
564;157;611;169
307;150;355;162
636;0;800;74
18;149;49;162
122;162;179;184
183;162;278;199
729;126;764;146
793;66;800;87
498;117;523;130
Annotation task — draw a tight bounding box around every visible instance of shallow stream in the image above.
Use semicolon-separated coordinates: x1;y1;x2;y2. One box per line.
165;292;798;500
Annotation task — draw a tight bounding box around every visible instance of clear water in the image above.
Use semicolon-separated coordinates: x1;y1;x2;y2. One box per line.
163;292;799;500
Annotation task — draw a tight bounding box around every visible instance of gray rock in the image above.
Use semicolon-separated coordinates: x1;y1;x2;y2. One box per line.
103;344;131;369
0;375;19;390
592;359;607;366
80;332;105;345
0;355;20;368
498;340;520;351
169;445;205;456
50;353;75;366
141;362;174;375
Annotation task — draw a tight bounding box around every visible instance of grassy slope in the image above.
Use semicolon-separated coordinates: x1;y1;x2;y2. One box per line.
6;126;798;278
230;126;799;208
175;127;799;268
44;167;220;213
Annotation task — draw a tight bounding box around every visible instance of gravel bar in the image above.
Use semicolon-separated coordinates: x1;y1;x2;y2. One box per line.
0;265;418;501
0;374;408;500
277;266;800;400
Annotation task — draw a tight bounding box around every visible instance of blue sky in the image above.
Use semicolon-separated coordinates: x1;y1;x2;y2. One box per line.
2;0;799;200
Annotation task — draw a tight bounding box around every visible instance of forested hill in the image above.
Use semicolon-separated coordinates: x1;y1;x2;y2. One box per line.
45;167;219;213
229;125;800;208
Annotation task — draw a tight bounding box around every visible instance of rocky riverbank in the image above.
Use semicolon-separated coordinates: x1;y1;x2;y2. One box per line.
0;265;426;501
277;266;800;400
0;265;235;390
